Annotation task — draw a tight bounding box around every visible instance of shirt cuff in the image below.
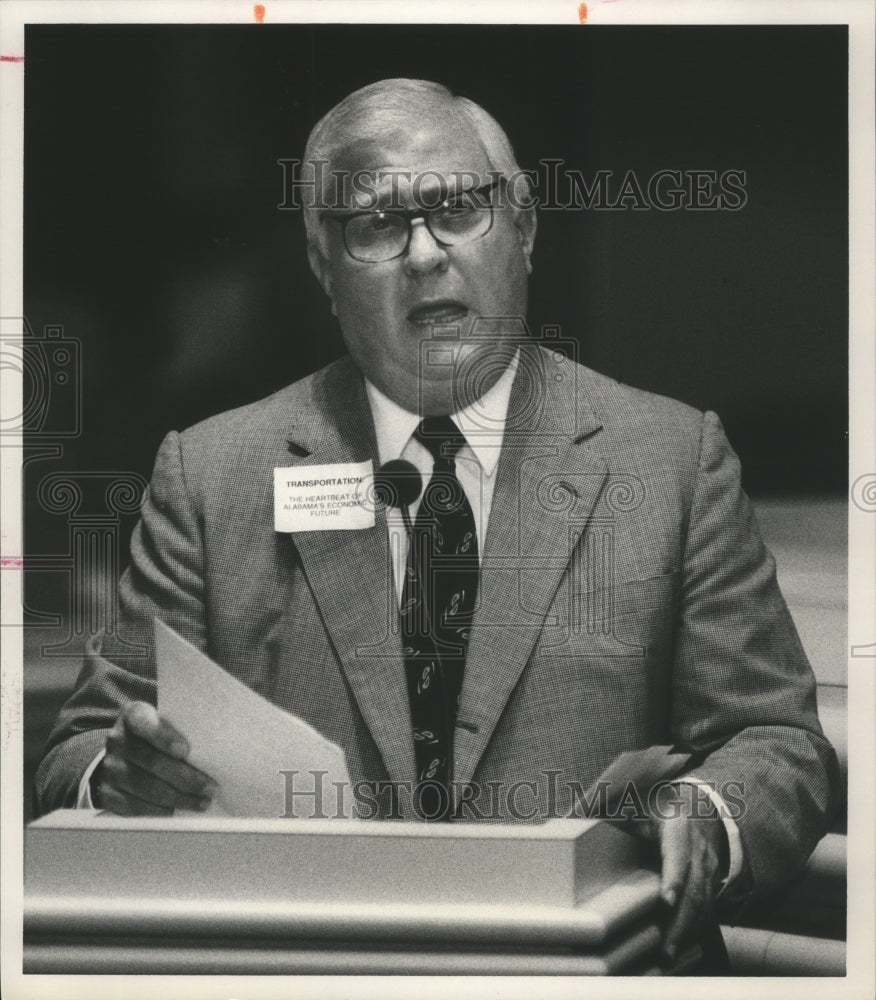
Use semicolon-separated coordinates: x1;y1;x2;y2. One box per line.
76;748;107;809
677;777;744;889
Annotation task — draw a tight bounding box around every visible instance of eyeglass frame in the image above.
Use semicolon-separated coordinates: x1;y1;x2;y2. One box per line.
318;179;503;263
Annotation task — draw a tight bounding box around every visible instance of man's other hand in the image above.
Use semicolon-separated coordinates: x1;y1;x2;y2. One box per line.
93;702;217;816
620;781;729;963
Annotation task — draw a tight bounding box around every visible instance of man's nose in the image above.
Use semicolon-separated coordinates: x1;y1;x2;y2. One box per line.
403;218;449;276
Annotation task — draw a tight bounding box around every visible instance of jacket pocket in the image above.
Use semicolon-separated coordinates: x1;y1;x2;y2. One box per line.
535;569;679;658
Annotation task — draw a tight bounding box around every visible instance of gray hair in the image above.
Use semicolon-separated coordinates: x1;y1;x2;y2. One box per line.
302;78;532;256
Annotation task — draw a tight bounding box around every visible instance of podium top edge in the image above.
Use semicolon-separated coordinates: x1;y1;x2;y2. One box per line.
28;809;603;841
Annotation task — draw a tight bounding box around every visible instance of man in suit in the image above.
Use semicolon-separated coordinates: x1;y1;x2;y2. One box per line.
35;78;838;963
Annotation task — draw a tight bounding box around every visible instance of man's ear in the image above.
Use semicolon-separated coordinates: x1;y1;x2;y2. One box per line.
514;206;537;275
307;240;337;316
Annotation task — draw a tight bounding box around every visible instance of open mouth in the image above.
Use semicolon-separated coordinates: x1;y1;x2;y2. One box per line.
407;300;469;326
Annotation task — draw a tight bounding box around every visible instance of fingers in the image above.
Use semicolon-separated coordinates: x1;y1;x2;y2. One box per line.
94;774;174;818
658;809;689;910
118;701;189;758
660;817;723;963
98;701;217;816
105;726;214;799
603;782;727;965
100;754;212;813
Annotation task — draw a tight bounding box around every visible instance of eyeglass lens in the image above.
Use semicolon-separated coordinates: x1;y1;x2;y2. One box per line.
343;187;495;262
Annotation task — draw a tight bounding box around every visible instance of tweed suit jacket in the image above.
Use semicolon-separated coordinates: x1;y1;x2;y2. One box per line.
35;343;838;901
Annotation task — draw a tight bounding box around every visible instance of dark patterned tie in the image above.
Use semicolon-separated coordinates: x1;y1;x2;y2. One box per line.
401;416;479;821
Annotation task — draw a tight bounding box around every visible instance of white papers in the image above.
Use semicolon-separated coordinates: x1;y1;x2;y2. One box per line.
155;619;351;819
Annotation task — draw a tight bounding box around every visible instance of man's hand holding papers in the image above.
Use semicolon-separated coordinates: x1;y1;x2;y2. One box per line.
93;702;217;816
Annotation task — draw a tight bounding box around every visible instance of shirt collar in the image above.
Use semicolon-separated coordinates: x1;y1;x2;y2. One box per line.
364;349;519;479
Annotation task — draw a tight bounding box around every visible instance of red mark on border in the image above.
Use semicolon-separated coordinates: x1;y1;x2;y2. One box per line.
1;55;25;62
1;558;24;568
578;3;587;22
254;4;265;22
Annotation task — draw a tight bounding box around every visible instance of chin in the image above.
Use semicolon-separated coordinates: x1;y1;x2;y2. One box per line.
417;389;459;418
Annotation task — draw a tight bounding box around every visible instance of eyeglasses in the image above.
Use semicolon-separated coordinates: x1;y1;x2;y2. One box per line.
321;180;501;263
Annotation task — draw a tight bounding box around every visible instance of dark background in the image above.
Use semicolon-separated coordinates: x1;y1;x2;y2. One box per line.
23;24;848;608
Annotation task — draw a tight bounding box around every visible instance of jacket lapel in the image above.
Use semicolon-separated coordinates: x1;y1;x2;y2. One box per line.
280;360;416;788
453;347;608;788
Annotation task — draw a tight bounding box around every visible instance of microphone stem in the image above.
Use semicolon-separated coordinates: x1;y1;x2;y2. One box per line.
400;503;414;537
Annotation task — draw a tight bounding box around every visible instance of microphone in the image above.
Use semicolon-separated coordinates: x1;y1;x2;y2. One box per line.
374;459;422;535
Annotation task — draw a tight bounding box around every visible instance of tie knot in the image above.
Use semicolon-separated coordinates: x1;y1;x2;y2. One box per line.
415;416;466;464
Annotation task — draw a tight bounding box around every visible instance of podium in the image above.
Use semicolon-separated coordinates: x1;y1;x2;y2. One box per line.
24;810;674;975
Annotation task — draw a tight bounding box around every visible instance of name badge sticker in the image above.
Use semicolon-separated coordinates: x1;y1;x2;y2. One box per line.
274;460;375;532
